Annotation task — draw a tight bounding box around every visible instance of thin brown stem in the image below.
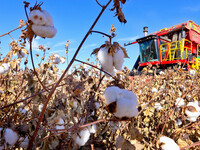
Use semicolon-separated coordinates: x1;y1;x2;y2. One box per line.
74;58;115;79
0;26;22;38
90;30;112;39
27;1;112;149
96;0;103;7
29;41;50;93
180;141;200;150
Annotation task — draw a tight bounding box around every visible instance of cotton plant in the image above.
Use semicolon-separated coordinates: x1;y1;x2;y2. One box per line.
0;63;10;75
185;101;200;122
159;136;180;150
92;41;129;76
51;54;66;64
29;7;57;38
104;86;138;119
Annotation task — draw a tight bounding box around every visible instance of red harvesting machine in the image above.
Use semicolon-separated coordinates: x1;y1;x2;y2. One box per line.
125;20;200;74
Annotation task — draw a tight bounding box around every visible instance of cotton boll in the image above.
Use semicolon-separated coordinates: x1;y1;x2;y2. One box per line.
56;118;65;133
29;10;47;25
20;136;29;148
152;87;158;93
38;104;43;112
176;119;182;126
88;124;97;134
185;102;200;122
75;128;90;147
159;136;180;150
4;128;19;147
189;69;196;76
159;71;165;75
104;86;120;105
60;56;66;64
95;102;100;109
52;54;61;64
175;98;185;107
97;47;114;75
154;102;163;111
17;49;27;58
114;97;138;118
113;47;124;70
19;107;27;115
32;24;57;38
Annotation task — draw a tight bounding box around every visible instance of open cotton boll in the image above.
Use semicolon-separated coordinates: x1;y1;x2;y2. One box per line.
32;24;57;38
104;86;121;105
29;10;48;25
154;102;163;111
97;47;114;75
159;136;180;150
175;98;185;107
52;54;61;64
152;87;158;93
88;124;97;134
114;97;138;118
113;47;124;70
75;128;90;147
189;69;196;76
185;102;200;122
20;136;29;148
56;118;65;132
17;49;27;58
4;128;19;147
41;10;54;26
60;56;66;64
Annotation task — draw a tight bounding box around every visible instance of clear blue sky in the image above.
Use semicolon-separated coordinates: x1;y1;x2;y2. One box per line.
1;0;200;71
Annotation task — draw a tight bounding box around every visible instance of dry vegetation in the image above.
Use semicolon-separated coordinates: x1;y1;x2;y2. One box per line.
0;0;199;150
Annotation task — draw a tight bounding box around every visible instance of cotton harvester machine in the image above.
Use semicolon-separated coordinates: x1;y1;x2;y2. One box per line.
125;20;200;74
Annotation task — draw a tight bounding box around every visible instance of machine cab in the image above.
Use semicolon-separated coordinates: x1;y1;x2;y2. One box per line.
136;35;160;64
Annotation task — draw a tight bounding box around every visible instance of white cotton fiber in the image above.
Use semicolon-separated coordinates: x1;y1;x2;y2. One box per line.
113;47;124;70
104;86;121;105
4;128;19;147
56;118;65;133
60;57;66;64
0;63;10;74
97;47;114;75
75;128;90;146
20;136;29;148
52;54;61;64
154;102;163;111
88;124;97;134
114;97;138;118
29;10;47;25
118;89;138;102
0;66;5;74
185;102;200;122
32;24;57;38
42;10;54;26
175;98;185;107
159;136;180;150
